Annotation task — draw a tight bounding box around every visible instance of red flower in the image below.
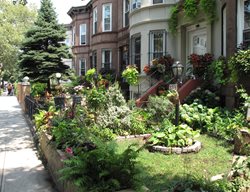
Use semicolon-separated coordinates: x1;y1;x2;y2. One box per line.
65;147;73;155
143;65;151;74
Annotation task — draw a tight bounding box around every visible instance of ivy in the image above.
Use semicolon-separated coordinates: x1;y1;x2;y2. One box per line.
200;0;217;23
184;0;198;19
168;5;179;34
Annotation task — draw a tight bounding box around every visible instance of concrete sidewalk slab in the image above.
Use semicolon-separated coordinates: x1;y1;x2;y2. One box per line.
0;96;57;192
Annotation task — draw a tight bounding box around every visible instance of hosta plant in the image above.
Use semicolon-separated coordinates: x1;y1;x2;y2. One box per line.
147;120;200;147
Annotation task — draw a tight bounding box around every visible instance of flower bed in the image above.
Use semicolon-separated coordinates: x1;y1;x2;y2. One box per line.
39;132;79;192
151;140;202;154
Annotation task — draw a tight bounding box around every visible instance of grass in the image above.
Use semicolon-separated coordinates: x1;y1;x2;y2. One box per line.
117;134;233;191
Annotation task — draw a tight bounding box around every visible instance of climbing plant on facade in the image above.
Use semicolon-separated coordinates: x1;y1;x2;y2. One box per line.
169;0;217;34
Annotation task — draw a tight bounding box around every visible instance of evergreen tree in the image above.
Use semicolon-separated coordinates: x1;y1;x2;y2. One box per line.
19;0;70;91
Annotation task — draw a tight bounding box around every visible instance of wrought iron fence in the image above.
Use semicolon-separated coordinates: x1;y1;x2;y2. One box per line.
24;96;41;120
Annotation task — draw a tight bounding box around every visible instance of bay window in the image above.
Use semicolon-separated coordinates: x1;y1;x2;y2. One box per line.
79;24;86;45
102;3;112;32
93;7;97;34
102;49;112;70
79;58;86;76
149;30;167;61
131;34;141;72
123;0;129;27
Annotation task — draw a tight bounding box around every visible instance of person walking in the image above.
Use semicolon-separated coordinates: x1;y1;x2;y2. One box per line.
7;83;12;96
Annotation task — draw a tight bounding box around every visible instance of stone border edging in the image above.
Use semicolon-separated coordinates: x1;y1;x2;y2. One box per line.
151;140;202;154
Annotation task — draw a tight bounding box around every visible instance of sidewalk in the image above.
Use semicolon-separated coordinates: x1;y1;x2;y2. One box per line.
0;96;57;192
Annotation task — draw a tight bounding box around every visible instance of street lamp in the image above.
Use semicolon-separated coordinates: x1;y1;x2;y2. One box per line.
23;76;29;83
172;61;184;84
171;61;184;126
56;72;61;85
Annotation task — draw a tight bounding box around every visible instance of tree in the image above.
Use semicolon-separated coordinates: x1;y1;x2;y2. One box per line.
0;0;36;80
18;0;71;91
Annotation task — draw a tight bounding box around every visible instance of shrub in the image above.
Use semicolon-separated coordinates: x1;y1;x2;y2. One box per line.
147;119;200;147
122;65;139;85
147;95;174;122
31;82;47;97
59;141;141;191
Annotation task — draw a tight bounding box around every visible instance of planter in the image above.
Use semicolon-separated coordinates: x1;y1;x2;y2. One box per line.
151;140;202;154
54;96;65;109
39;132;79;192
72;95;82;105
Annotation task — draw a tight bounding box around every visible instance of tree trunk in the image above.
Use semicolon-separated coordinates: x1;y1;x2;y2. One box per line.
47;79;51;93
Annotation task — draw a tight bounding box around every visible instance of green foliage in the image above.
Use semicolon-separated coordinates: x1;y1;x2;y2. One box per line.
85;68;97;83
122;65;139;85
184;0;198;19
184;86;220;108
230;49;250;76
18;0;70;88
209;56;228;85
147;95;174;122
34;106;57;133
236;87;250;109
59;141;140;191
148;120;199;147
31;82;47;97
229;157;250;191
168;5;179;34
200;0;217;23
168;175;230;192
180;103;247;141
0;0;36;79
86;87;107;110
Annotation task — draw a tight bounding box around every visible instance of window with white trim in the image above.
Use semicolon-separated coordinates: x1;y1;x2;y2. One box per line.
123;0;129;27
102;49;112;70
237;0;250;44
79;58;86;76
153;0;164;4
131;34;141;71
102;3;112;32
79;24;86;45
149;30;167;61
93;7;97;34
91;51;97;69
132;0;141;10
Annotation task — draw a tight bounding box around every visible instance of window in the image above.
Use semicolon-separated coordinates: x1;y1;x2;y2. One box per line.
102;4;112;31
132;0;141;10
131;34;141;71
79;24;86;45
91;51;97;69
237;0;250;44
153;0;164;4
79;59;86;76
149;30;167;61
245;0;250;29
123;0;129;27
72;26;75;45
93;7;97;34
102;49;112;70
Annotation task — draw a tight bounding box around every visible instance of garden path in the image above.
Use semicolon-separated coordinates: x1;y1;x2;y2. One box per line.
0;96;57;192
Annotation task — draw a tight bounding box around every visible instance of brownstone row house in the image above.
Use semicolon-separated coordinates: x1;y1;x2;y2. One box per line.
67;0;250;102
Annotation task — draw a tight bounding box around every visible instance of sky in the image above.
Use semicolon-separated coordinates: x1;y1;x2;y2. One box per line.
27;0;89;24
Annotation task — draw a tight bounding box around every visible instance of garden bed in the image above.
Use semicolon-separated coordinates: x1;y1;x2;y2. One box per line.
39;132;79;192
151;140;202;154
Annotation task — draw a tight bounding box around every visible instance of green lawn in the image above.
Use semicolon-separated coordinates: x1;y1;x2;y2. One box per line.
117;134;233;191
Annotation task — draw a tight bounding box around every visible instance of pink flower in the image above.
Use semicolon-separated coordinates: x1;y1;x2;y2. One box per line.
65;147;73;155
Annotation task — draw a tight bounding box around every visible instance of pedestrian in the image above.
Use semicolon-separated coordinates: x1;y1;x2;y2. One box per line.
7;83;12;96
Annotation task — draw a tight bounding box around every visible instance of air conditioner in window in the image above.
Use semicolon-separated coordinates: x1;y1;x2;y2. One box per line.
133;2;141;9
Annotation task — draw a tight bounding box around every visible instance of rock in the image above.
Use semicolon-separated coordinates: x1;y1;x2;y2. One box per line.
210;174;224;182
234;129;250;155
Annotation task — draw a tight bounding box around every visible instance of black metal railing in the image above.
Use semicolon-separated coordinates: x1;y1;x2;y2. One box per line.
24;96;41;120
